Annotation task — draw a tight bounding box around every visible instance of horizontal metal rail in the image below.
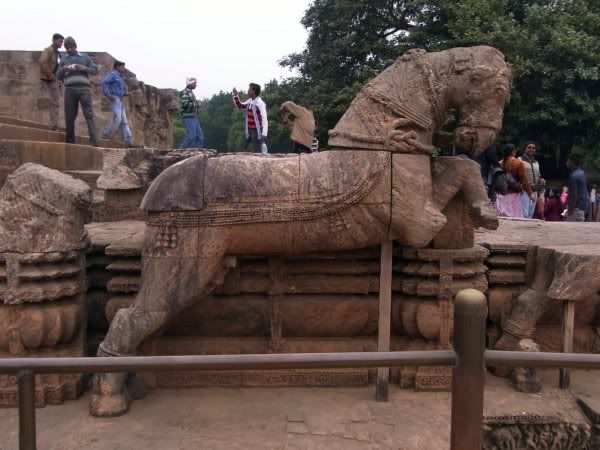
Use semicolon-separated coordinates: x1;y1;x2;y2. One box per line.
0;350;457;374
2;350;599;376
6;289;600;450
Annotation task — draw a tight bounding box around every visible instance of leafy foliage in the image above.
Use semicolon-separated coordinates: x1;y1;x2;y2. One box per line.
172;1;600;175
280;0;600;172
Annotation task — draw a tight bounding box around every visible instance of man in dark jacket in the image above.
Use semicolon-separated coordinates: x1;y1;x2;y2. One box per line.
39;33;64;130
178;77;204;149
567;154;589;222
101;61;132;146
56;36;99;146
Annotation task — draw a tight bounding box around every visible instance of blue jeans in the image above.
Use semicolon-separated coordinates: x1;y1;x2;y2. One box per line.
102;97;132;145
179;116;204;149
521;192;535;218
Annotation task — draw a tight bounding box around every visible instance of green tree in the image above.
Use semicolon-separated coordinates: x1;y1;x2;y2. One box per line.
281;0;600;170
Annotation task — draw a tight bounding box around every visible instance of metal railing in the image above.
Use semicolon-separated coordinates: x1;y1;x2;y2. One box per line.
2;289;600;450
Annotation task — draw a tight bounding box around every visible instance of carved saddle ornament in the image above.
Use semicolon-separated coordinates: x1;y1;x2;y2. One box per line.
142;151;390;226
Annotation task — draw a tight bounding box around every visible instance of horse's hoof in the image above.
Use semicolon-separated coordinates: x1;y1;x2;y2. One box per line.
89;372;131;417
490;332;519;378
472;203;499;230
90;392;130;417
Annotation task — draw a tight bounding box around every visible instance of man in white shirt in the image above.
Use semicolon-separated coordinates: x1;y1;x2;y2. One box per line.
233;83;268;153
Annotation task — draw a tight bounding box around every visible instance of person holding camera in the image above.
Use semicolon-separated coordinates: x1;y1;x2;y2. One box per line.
56;36;99;146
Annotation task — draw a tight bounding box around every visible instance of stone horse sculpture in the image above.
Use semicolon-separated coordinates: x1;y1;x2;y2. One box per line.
91;45;512;416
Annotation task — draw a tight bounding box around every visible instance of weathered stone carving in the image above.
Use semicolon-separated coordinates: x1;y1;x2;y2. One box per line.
0;164;91;406
393;246;488;390
495;246;600;361
329;46;511;155
91;45;511;416
482;415;592;449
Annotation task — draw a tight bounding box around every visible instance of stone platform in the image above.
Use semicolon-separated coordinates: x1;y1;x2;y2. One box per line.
0;372;594;449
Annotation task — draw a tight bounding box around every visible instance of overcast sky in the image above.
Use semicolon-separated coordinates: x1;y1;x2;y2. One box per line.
2;0;311;98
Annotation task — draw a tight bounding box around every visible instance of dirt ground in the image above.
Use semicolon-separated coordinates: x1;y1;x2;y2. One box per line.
0;369;597;450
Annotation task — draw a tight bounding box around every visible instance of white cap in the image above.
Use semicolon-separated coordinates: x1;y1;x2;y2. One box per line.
186;77;197;86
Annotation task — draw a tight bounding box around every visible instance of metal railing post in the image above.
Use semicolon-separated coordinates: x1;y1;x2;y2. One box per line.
18;369;36;450
450;289;487;450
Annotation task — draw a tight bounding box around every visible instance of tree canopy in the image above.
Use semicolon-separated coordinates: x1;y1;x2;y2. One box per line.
281;0;600;172
175;1;600;175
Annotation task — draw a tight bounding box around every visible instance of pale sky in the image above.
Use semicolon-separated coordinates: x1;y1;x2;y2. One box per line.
2;0;311;98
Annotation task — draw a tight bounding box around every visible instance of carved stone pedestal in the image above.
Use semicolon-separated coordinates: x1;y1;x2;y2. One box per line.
392;246;489;390
0;164;91;406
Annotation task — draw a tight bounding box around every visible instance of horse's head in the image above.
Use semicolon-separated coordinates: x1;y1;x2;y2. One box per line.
445;47;512;156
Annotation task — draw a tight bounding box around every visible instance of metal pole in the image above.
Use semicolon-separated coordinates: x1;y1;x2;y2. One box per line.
18;369;36;450
450;289;487;450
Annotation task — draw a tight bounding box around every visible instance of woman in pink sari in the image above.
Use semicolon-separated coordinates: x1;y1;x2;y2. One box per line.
495;144;533;218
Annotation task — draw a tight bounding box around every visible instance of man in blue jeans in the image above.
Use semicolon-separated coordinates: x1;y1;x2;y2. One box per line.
101;61;133;146
179;77;204;149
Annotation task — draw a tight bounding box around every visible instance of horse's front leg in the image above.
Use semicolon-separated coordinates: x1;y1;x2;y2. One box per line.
90;226;230;417
432;156;498;229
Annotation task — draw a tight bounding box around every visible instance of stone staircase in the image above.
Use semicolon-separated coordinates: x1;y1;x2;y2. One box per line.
0;115;126;149
0;115;129;191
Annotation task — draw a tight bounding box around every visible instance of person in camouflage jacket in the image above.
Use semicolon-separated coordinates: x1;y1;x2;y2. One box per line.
179;77;204;149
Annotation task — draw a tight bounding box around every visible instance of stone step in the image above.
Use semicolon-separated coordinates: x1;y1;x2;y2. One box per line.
0;119;125;149
0;114;62;131
486;254;527;268
0;139;104;170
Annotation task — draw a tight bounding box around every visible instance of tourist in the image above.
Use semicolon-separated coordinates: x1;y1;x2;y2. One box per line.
479;143;507;204
233;83;268;153
560;185;568;208
495;144;533;218
543;189;562;221
590;184;597;221
519;141;545;218
101;61;133;147
311;134;319;153
178;77;204;149
38;33;64;131
566;154;588;222
56;36;99;146
280;101;315;153
532;191;545;220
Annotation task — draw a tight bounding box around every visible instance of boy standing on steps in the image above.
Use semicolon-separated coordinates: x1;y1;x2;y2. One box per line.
56;36;99;146
39;33;64;131
101;61;133;147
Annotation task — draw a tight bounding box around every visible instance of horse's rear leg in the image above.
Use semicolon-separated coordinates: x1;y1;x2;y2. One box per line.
90;228;229;417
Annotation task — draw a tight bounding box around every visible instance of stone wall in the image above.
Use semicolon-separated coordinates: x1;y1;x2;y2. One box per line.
0;50;177;147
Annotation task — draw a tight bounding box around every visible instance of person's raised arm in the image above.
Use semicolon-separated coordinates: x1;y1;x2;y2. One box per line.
232;87;247;110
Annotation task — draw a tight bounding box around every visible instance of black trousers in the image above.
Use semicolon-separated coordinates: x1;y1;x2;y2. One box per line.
64;86;98;145
245;128;263;153
294;142;311;153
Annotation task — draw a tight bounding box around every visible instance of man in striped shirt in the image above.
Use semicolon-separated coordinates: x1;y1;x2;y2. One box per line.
233;83;268;153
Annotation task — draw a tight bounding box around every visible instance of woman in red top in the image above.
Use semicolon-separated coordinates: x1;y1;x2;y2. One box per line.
544;188;562;221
